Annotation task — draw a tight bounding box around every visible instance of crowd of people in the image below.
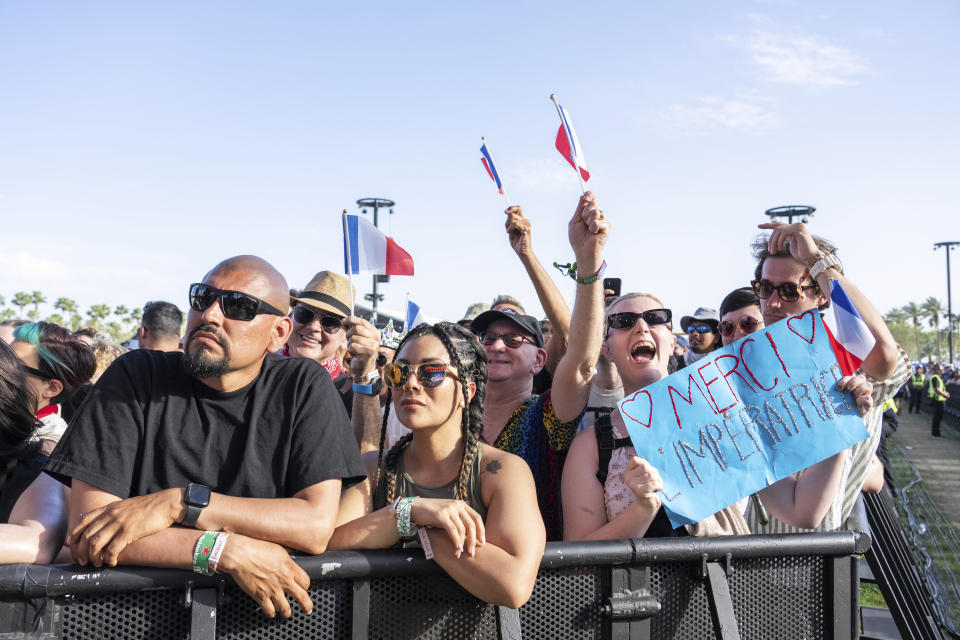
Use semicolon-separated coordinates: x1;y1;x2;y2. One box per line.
1;190;944;618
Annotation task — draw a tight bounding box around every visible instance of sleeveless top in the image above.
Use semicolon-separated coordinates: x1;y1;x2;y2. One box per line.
595;414;749;537
374;447;488;548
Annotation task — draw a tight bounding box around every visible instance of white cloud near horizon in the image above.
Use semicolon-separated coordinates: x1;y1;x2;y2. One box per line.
658;95;781;135
726;30;869;87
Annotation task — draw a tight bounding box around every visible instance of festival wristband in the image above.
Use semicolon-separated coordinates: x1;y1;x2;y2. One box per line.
417;526;434;560
207;532;230;574
192;531;219;575
396;496;416;538
575;260;607;285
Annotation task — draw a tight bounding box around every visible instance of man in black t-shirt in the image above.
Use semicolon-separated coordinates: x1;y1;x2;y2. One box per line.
45;255;365;619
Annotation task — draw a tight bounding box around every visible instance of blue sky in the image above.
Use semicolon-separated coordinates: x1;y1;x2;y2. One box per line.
1;1;958;326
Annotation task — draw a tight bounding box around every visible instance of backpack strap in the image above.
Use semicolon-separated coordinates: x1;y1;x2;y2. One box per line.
594;414;633;485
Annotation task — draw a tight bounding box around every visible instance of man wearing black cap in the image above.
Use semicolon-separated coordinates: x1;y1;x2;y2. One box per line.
679;306;721;366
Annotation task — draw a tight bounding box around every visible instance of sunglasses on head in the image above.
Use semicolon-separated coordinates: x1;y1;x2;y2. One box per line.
189;283;286;321
687;324;713;334
383;361;461;389
751;279;818;303
478;332;536;349
606;309;672;331
719;316;763;338
292;305;343;334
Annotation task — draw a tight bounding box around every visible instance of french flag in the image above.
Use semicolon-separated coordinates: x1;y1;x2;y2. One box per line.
406;300;426;331
822;280;875;376
480;141;504;194
342;214;414;276
553;97;590;182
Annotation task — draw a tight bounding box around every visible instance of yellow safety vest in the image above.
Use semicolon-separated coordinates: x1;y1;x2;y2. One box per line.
881;399;898;413
928;374;946;402
911;373;926;388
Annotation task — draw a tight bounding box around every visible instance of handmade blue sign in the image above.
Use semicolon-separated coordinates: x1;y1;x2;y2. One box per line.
616;309;868;528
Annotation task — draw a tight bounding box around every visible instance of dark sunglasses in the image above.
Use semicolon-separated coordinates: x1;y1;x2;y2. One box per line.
719;316;763;338
751;279;818;303
383;362;460;389
189;283;286;321
21;363;53;380
607;309;672;331
292;306;343;333
479;332;536;349
687;324;713;334
343;351;389;368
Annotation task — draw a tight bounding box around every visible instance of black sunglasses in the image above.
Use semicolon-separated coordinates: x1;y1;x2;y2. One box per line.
607;309;672;331
383;362;460;389
21;363;53;380
478;332;536;349
189;283;286;321
751;279;818;303
292;306;343;333
719;316;763;338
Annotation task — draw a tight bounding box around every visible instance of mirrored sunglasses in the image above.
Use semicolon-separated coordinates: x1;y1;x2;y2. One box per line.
189;283;286;322
719;316;762;338
687;324;713;334
383;362;460;389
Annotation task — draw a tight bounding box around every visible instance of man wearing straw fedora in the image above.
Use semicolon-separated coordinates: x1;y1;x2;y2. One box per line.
286;271;355;415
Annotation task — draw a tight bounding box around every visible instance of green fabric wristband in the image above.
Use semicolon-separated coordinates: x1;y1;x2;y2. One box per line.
192;531;219;575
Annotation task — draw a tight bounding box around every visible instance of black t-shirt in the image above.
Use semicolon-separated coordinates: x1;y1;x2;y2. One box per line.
1;451;46;523
45;350;365;499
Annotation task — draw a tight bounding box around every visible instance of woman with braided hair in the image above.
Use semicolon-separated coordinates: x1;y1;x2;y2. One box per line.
329;321;545;608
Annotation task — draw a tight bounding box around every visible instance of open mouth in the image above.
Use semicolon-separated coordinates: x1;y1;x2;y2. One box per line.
629;342;656;362
299;334;321;346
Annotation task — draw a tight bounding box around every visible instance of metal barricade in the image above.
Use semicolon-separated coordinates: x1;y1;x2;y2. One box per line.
0;531;868;640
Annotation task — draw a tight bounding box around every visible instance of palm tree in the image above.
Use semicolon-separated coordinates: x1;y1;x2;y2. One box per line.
45;313;65;327
30;291;46;316
128;307;143;326
86;304;111;330
902;302;923;361
922;297;944;362
884;308;907;325
11;292;32;318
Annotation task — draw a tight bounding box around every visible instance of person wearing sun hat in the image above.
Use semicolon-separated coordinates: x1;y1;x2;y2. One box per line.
285;271;356;414
457;302;490;329
679;306;721;366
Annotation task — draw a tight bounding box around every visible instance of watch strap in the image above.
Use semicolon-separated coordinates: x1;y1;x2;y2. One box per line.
353;376;383;396
182;504;203;528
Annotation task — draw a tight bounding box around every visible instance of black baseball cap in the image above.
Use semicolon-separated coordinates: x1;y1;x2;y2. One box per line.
470;309;544;347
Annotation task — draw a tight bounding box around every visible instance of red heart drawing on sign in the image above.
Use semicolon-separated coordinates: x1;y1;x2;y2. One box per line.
787;309;817;344
620;390;653;428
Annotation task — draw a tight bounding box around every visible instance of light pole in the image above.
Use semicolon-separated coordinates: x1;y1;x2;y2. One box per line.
765;205;816;224
357;197;395;324
934;241;958;364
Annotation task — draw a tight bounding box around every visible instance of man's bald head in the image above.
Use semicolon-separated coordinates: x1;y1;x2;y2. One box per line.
204;255;290;312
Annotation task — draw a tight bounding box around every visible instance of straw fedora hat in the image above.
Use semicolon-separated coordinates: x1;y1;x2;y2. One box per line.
290;271;354;318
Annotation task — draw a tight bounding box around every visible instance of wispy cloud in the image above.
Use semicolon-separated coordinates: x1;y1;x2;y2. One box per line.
658;95;781;135
726;31;868;87
511;157;575;191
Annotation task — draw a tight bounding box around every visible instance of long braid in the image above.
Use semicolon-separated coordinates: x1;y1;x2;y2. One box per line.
373;388;392;504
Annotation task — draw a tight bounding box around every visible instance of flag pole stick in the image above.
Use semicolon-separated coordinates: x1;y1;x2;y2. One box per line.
404;291;411;332
342;209;356;315
550;93;587;195
481;136;512;207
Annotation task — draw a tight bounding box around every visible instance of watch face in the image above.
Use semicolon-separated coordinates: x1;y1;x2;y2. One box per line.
186;483;211;507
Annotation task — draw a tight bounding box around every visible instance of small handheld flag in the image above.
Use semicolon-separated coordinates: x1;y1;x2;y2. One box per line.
480;137;510;205
405;298;426;332
550;94;590;192
822;280;875;376
342;214;415;276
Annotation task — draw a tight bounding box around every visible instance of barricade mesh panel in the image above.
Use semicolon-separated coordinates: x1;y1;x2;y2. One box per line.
648;556;825;640
519;566;605;639
216;580;350;639
59;589;188;640
369;572;498;639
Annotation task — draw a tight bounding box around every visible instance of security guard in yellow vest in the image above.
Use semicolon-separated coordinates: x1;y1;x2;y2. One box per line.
928;365;950;438
908;367;926;413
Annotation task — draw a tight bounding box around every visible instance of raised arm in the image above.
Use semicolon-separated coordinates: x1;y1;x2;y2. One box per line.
67;480;313;619
344;317;385;453
0;473;67;564
505;206;571;374
759;222;899;380
551;192;610;423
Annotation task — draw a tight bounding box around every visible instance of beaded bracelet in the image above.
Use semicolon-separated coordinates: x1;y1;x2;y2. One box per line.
396;496;416;538
192;531;219;575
